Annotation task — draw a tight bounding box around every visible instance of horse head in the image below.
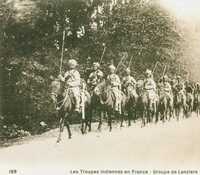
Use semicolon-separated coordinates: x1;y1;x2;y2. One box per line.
50;78;64;103
93;80;106;96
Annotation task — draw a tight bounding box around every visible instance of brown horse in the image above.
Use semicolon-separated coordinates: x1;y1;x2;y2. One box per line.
86;82;106;132
194;85;200;116
158;92;174;122
94;80;126;131
50;78;91;142
174;91;187;120
136;81;158;127
186;92;194;117
122;85;138;126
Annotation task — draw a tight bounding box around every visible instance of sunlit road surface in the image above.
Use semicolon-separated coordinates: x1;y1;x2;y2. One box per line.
0;114;200;175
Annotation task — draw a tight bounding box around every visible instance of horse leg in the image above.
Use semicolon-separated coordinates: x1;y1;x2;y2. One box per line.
169;105;173;121
155;111;159;123
65;118;72;139
108;111;112;132
141;109;146;127
57;115;65;143
155;104;159;123
81;118;85;135
183;104;188;118
164;100;168;122
133;107;137;123
128;110;131;126
120;112;124;128
175;106;179;121
97;110;103;131
81;119;84;135
87;108;92;132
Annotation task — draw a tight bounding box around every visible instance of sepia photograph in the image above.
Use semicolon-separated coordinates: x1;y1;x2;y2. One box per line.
0;0;200;174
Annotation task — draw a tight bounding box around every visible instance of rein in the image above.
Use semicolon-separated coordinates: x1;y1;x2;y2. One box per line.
56;92;68;110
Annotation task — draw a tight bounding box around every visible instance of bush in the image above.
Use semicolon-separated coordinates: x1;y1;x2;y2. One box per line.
0;0;186;138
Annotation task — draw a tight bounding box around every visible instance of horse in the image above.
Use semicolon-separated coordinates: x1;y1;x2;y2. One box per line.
136;81;158;127
94;80;126;131
86;82;106;132
193;85;200;116
185;91;194;117
173;90;187;120
50;78;91;142
122;85;138;126
158;91;174;122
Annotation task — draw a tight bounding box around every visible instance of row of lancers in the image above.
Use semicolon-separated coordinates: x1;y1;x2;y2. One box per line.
52;59;200;140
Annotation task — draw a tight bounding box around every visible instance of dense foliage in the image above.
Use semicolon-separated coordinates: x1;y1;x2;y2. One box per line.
0;0;185;138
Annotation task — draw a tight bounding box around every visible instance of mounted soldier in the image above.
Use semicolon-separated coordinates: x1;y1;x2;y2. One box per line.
143;69;157;100
87;62;104;91
87;62;104;131
160;75;173;100
173;76;185;92
106;64;122;112
194;82;200;116
173;75;187;119
58;59;81;114
122;67;138;125
173;76;186;103
158;75;174;121
185;80;194;94
185;80;194;116
122;68;138;99
142;69;158;123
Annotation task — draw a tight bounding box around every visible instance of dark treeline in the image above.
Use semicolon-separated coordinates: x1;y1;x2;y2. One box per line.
0;0;186;138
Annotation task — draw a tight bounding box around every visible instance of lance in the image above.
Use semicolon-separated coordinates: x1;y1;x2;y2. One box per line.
152;61;159;74
115;52;128;73
81;81;86;120
99;43;106;64
128;55;134;68
162;65;167;77
59;29;66;74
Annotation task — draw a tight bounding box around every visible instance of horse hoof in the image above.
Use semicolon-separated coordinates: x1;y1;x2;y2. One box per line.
141;123;145;128
81;130;85;135
56;138;61;143
68;135;72;139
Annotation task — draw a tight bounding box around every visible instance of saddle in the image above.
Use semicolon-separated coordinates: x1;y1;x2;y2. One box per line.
62;88;90;110
144;90;158;103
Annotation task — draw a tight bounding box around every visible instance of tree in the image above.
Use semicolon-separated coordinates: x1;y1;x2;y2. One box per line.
0;0;185;136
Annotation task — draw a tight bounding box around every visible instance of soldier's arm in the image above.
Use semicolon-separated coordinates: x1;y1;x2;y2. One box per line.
63;72;70;80
98;70;104;78
87;73;93;83
58;73;65;82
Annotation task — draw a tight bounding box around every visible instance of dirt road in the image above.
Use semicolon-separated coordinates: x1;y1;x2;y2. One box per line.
0;115;200;175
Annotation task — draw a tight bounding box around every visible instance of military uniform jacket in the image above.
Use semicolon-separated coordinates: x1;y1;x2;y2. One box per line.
162;82;172;93
122;75;136;88
88;70;104;86
107;73;121;88
64;69;81;87
144;78;156;91
174;82;185;93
